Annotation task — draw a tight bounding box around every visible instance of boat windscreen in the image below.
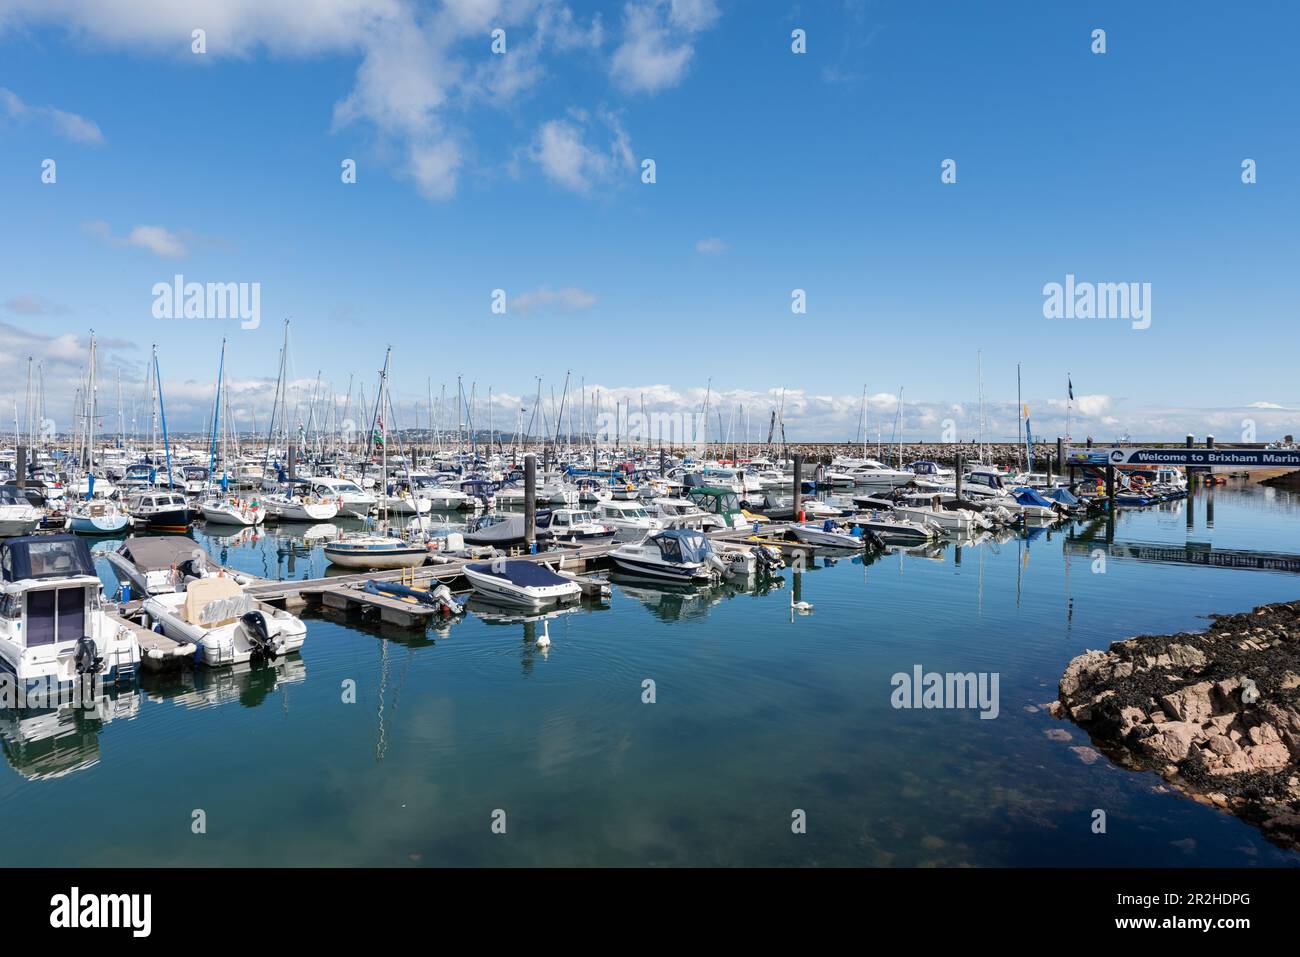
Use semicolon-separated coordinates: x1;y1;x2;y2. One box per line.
1;536;96;581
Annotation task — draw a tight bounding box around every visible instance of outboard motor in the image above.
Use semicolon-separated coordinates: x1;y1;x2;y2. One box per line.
430;583;464;616
74;636;104;676
240;610;279;661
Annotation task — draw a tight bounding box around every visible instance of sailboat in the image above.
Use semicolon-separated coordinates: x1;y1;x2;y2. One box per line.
196;339;265;527
324;348;428;570
66;332;131;534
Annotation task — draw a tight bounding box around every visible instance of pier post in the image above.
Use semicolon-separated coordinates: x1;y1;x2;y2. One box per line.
1207;486;1215;528
1056;437;1064;476
955;454;963;500
288;445;296;481
1186;433;1194;449
524;453;536;553
1105;464;1116;507
792;452;803;523
15;446;26;489
1206;434;1215;449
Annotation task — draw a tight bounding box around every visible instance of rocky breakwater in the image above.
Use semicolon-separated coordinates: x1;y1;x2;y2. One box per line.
1055;600;1300;849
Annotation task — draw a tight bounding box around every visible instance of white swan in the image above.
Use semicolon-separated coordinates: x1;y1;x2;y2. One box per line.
790;593;813;614
536;619;552;647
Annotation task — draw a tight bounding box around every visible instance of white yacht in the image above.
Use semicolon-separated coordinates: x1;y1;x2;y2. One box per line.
0;485;43;537
0;535;141;695
197;495;266;526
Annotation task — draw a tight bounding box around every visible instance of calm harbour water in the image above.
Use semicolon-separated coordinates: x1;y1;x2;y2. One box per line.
4;483;1300;867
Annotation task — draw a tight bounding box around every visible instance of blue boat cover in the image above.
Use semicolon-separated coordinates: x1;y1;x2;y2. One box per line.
467;560;569;586
1011;487;1055;508
653;529;712;563
1;535;96;581
1044;487;1080;506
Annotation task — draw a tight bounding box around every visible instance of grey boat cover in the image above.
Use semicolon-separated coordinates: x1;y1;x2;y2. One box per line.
117;536;205;572
466;560;569;587
463;515;553;547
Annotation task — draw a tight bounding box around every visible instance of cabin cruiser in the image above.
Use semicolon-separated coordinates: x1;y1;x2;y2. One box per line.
0;485;43;537
594;499;664;540
65;498;132;535
906;460;955;491
408;474;473;510
852;510;942;541
649;497;723;531
323;535;427;570
106;536;212;597
893;493;991;533
123;490;196;532
609;529;718;583
143;574;306;667
682;486;754;530
378;482;432;515
462;559;582;608
308;477;377;519
536;508;617;545
0;535;141;695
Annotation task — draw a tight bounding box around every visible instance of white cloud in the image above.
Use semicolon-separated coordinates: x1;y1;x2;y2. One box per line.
1247;401;1285;409
83;220;189;258
0;1;617;201
513;285;598;312
3;295;71;316
0;85;103;143
611;0;719;93
695;237;727;254
529;110;634;193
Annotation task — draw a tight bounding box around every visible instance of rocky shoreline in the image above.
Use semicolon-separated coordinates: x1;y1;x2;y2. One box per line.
1055;600;1300;849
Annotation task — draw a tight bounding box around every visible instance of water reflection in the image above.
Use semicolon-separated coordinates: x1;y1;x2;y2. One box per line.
0;690;140;781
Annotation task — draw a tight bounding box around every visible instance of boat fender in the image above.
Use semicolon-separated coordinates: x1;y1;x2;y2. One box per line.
74;636;103;676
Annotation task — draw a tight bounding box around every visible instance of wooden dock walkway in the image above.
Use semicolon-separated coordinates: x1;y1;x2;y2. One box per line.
107;609;197;670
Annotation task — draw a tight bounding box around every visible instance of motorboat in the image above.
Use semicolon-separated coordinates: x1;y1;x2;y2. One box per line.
536;508;617;545
65;499;132;535
649;496;724;531
844;458;916;488
143;574;306;667
462;514;553;550
893;493;990;533
462;559;582;608
0;535;141;695
197;495;266;526
593;499;664;540
608;529;718;583
788;521;865;549
123;490;196;532
323;535;428;570
0;485;44;537
105;535;211;597
307;477;377;519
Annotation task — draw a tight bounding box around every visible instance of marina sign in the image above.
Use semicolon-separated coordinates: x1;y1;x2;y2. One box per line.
1065;446;1300;468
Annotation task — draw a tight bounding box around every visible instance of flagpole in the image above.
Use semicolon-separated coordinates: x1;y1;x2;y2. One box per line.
1016;363;1023;472
1066;372;1072;445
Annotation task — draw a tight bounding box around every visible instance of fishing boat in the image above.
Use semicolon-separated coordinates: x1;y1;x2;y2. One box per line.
0;535;141;694
0;485;44;537
143;574;306;666
323;535;428;569
462;559;582;608
65;499;131;535
608;528;718;583
123;490;196;532
105;535;212;597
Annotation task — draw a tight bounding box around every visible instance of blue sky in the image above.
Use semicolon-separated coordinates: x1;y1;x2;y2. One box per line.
1;0;1297;441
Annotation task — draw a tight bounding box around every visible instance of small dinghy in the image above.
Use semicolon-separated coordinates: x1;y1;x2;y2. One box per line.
324;535;428;570
144;574;306;667
462;560;582;608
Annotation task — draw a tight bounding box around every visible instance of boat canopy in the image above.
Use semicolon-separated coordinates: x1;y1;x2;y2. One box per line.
465;560;570;587
1011;487;1056;508
652;529;712;564
116;536;205;572
0;535;96;582
1043;487;1080;506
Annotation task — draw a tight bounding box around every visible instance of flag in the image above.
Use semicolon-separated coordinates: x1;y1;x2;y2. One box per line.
1068;377;1074;401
